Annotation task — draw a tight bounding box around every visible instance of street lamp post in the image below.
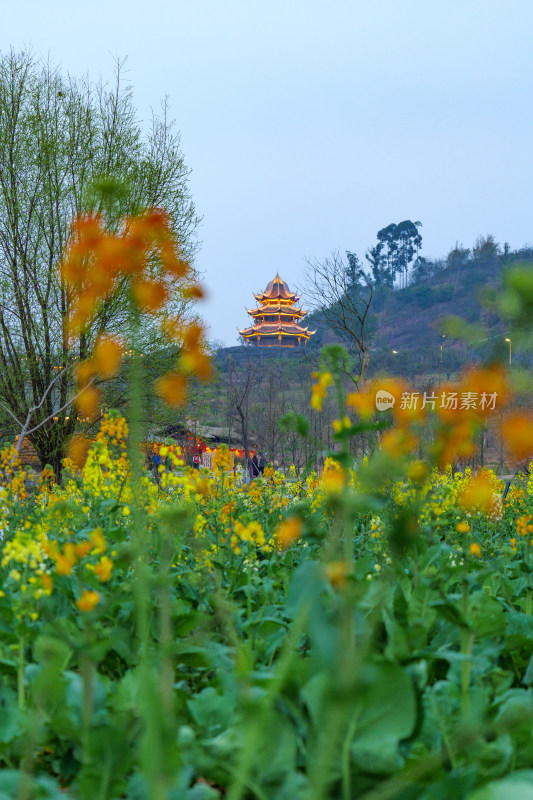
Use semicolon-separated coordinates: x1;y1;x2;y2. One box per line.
505;337;512;365
440;334;446;366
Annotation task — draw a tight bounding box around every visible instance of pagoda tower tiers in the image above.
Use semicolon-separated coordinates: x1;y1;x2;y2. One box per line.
239;274;316;347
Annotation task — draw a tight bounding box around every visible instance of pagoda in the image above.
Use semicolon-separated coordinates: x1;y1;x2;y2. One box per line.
239;274;316;347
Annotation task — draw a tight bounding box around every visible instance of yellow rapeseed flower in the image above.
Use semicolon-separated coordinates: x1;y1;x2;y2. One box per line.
456;521;470;533
310;371;333;411
94;556;113;582
90;528;107;554
332;416;352;433
76;590;100;612
322;457;346;493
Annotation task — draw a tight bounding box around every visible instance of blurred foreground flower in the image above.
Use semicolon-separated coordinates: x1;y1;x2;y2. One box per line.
502;413;533;461
66;435;91;470
459;471;498;514
76;590;100;612
92;335;124;378
61;208;211;420
94;556;113;582
155;372;187;408
325;560;350;589
75;386;101;419
310;371;333;411
322;457;346;493
276;516;303;549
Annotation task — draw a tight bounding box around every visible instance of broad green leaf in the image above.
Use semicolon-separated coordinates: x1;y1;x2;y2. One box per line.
187;687;236;735
349;660;417;774
466;778;533;800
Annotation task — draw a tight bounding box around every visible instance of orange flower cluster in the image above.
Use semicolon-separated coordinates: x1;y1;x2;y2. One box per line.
431;366;508;467
44;528;110;579
502;413;533;462
516;514;533;537
60;209;212;417
0;445;28;499
276;515;303;548
344;367;511;469
75;334;124;418
65;435;91;471
61;210;191;334
77;590;100;612
459;471;498;515
45;540;89;577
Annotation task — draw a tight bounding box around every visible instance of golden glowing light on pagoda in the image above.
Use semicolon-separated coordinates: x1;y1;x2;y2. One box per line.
239;274;316;347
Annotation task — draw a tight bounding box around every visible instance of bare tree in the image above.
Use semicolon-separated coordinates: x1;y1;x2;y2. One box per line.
304;250;374;385
0;49;200;477
221;354;259;478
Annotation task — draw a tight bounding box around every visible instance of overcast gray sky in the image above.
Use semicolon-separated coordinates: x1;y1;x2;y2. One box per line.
3;0;532;345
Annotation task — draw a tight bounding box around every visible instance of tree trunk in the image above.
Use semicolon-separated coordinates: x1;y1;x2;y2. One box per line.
360;347;370;387
30;424;71;484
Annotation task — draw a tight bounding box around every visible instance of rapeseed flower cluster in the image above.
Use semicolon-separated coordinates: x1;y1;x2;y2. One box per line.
230;520;272;554
212;446;233;472
1;529;52;620
516;514;533;537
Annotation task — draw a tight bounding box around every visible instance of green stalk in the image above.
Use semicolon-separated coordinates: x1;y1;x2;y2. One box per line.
460;579;474;717
81;655;94;764
309;703;353;800
341;713;358;800
525;537;532;615
227;602;310;800
157;531;174;714
17;636;25;710
246;559;253;647
128;334;171;800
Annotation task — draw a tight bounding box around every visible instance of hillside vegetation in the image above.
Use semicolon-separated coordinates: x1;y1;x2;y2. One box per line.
305;235;533;378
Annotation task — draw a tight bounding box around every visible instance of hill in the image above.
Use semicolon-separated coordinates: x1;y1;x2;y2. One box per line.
305;246;533;378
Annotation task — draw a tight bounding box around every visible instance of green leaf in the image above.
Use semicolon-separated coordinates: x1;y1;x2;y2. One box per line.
506;612;533;650
430;600;470;629
76;724;133;799
175;643;208;668
0;771;64;799
187;687;236;735
349;660;417;775
33;634;71;669
270;772;310;800
466;778;533;800
524;653;533;686
254;712;297;783
0;689;23;744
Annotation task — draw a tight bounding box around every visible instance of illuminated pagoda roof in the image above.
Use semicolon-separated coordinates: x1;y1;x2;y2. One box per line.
247;302;307;319
239;274;316;348
254;274;299;303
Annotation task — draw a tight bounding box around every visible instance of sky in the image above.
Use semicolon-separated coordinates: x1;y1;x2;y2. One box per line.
2;0;533;345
